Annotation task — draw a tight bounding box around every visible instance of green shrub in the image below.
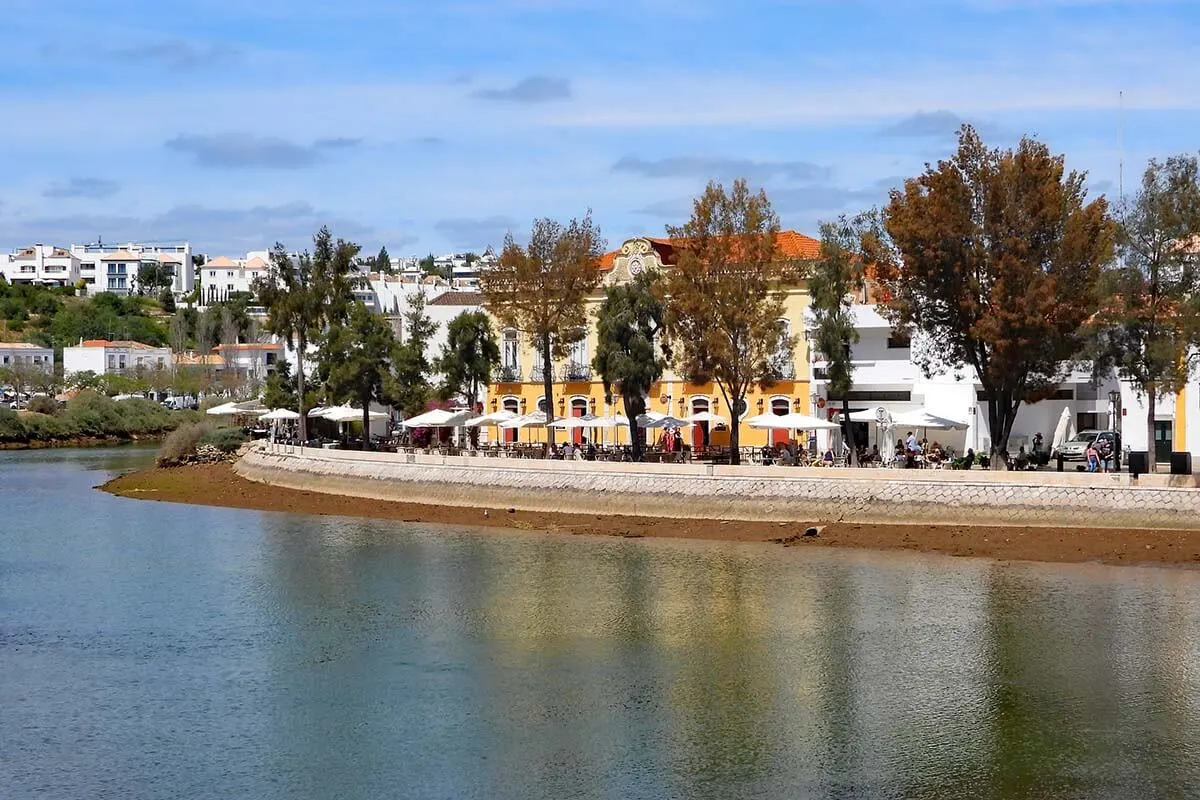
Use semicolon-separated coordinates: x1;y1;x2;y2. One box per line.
157;421;212;466
17;412;71;440
0;407;27;442
60;391;127;436
118;397;175;434
25;395;58;415
199;426;248;453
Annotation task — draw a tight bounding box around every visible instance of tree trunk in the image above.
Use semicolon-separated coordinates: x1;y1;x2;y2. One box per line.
626;393;645;461
987;397;1007;470
842;396;858;467
541;334;555;455
297;332;307;443
1146;383;1157;474
729;394;741;466
468;377;480;448
361;388;371;451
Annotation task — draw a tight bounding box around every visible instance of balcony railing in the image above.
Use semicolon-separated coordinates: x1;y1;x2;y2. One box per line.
497;365;522;383
561;362;592;381
768;359;796;380
530;364;554;383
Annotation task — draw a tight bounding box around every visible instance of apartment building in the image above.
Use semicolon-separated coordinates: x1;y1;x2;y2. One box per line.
0;245;79;287
200;251;270;304
62;339;172;376
71;242;195;297
0;342;55;372
214;342;283;380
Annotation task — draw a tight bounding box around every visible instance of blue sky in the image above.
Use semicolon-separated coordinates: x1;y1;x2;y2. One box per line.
2;0;1198;257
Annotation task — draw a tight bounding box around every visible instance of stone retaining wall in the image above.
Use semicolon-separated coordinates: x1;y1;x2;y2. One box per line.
236;444;1200;530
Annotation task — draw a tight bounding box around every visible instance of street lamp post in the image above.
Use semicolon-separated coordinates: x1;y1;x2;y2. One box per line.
1108;390;1121;433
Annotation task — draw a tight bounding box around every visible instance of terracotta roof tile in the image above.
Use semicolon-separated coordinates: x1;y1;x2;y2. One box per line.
428;291;484;306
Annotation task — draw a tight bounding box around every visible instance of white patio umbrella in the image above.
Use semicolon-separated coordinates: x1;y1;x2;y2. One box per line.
746;412;840;430
1051;406;1074;453
259;408;301;421
848;406;890;422
205;401;243;416
892;409;969;430
323;405;389;423
877;408;897;465
499;410;547;428
401;408;473;428
590;414;630;428
463;410;517;427
499;410;548;444
307;405;332;418
685;411;728;425
548;414;598;429
639;414;693;429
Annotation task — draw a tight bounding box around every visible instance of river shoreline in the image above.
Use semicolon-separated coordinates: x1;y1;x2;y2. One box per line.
102;463;1200;568
1;435;162;451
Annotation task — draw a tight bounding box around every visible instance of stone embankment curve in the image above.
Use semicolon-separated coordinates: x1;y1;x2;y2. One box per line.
236;443;1200;531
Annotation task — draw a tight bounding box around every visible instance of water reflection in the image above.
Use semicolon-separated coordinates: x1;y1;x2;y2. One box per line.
3;451;1200;799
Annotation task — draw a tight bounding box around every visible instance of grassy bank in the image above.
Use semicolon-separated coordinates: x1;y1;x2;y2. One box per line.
102;462;1200;568
0;391;198;448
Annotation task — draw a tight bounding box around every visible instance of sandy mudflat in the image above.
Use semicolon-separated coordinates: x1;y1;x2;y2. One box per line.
101;463;1200;569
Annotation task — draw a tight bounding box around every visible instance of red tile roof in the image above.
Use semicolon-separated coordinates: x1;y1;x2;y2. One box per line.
428;291;484;306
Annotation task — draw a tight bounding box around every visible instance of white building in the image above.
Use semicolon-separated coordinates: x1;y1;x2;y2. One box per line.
432;251;495;285
214;342;284;381
70;242;195;297
808;304;1119;457
0;245;79;287
63;339;172;376
0;342;54;372
200;252;270;305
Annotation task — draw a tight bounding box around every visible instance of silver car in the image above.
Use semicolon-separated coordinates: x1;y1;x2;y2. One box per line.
1056;430;1121;465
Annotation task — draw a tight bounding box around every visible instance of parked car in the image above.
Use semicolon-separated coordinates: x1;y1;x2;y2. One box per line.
1056;429;1121;468
162;395;199;411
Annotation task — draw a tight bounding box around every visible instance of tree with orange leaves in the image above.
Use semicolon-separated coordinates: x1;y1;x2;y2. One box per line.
883;126;1115;468
664;179;796;465
480;213;605;451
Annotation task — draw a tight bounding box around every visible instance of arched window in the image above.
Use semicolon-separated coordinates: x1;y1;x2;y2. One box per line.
771;396;790;416
502;396;520;443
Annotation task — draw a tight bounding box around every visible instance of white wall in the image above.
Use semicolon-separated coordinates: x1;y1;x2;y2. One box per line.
62;347;106;375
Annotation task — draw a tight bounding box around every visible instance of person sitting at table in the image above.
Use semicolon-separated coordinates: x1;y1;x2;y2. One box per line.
1015;445;1029;470
822;446;835;465
561;441;575;460
583;437;597;461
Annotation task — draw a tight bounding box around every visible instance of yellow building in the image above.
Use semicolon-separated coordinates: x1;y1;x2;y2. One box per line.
484;231;819;450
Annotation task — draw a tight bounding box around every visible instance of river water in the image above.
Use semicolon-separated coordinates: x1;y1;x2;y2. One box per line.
3;448;1200;799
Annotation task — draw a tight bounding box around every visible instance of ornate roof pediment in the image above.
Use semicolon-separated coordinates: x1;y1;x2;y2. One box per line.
602;237;664;286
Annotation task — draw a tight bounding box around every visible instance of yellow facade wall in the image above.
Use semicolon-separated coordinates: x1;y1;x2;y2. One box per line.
484;240;814;450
